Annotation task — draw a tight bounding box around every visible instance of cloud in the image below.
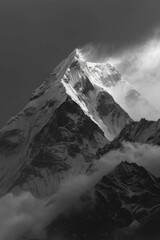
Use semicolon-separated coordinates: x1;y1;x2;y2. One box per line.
120;142;160;177
95;141;160;178
80;29;160;121
0;155;119;240
0;192;46;240
100;142;160;178
79;43;113;63
108;28;160;114
1;142;160;239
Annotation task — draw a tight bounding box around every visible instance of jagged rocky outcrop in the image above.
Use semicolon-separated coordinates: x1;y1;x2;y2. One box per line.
96;118;160;157
46;161;160;240
115;118;160;144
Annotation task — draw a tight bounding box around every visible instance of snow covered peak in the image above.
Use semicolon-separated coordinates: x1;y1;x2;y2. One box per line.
75;48;86;61
0;48;132;142
61;50;132;140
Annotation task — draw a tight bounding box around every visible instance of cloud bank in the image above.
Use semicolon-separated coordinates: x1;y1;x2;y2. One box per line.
110;142;160;177
0;154;119;240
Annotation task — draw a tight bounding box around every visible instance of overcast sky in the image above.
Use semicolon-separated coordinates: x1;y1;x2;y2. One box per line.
0;0;160;127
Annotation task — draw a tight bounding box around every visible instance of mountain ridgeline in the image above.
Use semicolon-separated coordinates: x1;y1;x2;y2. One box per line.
0;49;160;239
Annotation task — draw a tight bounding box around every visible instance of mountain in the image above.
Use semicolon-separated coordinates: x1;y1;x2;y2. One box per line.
46;161;160;240
97;118;160;157
0;49;160;240
60;49;132;140
0;49;133;197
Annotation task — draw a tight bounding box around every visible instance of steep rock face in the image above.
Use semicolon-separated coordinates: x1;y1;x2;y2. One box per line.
0;97;107;197
93;161;160;239
96;91;131;138
61;51;132;140
46;161;160;240
10;97;107;197
96;118;160;157
115;118;160;144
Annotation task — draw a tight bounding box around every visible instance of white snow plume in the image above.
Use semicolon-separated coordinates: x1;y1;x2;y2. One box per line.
80;30;160;121
79;43;112;63
1;142;160;240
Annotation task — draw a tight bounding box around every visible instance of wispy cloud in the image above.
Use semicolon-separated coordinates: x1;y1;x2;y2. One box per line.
0;153;119;240
80;29;160;120
109;28;160;112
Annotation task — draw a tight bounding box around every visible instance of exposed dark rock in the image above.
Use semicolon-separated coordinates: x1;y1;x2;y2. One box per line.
70;60;80;69
96;91;116;116
96;91;131;124
96;118;160;157
74;76;94;95
46;162;160;240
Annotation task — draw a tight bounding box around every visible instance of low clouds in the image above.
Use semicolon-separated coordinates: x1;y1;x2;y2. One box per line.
1;142;160;240
0;156;119;240
110;142;160;177
0;192;46;240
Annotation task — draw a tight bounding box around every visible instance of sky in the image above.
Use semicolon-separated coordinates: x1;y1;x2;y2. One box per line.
1;0;160;127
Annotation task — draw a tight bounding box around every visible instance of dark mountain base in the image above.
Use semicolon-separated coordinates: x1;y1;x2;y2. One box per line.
45;162;160;240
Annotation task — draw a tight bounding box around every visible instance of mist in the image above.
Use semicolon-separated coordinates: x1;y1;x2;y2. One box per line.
1;142;160;240
80;29;160;121
0;153;119;240
110;142;160;177
111;29;160;112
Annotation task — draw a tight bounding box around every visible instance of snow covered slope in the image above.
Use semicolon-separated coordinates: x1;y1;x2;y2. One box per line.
61;49;132;140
